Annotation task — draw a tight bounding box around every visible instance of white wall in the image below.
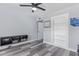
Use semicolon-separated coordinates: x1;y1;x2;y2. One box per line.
52;4;79;52
35;4;79;52
0;4;37;40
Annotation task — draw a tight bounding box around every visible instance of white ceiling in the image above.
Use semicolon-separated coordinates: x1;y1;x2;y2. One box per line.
0;3;78;19
33;3;79;19
44;3;78;12
0;3;77;12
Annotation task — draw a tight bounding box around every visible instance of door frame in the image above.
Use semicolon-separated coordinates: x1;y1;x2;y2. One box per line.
51;13;69;50
37;20;44;40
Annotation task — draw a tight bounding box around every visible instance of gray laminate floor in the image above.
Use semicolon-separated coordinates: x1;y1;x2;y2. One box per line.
0;42;77;56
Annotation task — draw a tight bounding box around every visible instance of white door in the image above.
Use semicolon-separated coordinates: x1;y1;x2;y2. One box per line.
52;13;69;49
37;21;43;40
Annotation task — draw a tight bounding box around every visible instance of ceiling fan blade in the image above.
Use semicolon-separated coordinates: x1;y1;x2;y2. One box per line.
36;3;42;6
20;5;32;7
32;3;35;5
36;6;46;11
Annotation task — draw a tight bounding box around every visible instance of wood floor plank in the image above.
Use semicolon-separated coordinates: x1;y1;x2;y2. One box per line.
0;42;77;56
36;45;52;56
69;51;77;56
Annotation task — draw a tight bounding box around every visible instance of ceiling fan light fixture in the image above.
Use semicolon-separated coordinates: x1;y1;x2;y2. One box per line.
32;7;37;11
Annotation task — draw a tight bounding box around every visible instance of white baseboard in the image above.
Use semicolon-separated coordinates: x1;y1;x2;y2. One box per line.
43;41;77;53
68;48;77;53
43;41;53;45
0;39;39;50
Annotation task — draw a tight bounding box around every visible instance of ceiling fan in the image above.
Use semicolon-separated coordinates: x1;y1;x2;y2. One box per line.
20;3;46;12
